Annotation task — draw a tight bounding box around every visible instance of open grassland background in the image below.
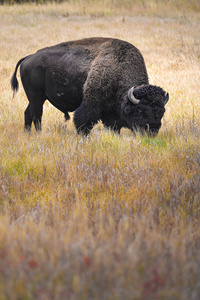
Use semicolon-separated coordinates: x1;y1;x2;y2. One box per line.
0;1;200;299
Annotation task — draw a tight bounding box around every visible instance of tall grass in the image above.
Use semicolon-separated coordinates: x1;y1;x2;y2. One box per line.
0;2;200;299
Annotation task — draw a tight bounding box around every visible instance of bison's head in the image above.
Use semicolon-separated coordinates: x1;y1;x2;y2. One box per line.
121;85;169;136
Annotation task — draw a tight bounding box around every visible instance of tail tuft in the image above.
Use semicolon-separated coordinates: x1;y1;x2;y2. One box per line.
10;55;31;99
11;73;19;95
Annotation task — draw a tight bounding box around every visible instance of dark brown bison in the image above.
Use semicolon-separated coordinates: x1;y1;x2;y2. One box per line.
11;37;169;135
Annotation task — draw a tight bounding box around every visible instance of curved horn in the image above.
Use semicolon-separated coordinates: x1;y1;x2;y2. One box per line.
128;87;140;105
164;92;169;106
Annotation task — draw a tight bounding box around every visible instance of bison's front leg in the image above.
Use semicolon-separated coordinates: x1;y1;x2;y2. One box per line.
101;112;123;134
73;103;100;136
103;123;121;134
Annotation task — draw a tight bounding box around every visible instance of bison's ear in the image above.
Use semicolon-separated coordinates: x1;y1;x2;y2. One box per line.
121;97;136;115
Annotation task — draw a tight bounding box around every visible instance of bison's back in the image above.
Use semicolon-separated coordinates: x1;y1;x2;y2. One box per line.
19;37;148;113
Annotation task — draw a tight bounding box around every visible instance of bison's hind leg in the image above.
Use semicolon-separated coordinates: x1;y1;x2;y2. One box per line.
64;112;70;122
24;104;32;132
24;99;45;132
73;103;100;136
21;77;45;132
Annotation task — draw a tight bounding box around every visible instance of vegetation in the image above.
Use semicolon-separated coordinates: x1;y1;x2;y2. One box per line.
1;0;200;15
0;1;200;299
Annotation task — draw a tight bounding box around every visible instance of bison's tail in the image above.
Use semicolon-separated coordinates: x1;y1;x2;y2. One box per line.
11;55;31;98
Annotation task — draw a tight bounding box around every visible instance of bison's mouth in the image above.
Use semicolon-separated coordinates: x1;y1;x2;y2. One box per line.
131;124;159;137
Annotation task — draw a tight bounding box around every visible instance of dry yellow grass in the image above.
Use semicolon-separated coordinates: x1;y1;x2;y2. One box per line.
0;2;200;299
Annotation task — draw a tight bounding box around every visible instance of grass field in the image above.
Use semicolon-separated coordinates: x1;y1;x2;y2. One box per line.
0;1;200;299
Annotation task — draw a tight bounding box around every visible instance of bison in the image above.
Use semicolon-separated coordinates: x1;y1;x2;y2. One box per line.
11;37;169;136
